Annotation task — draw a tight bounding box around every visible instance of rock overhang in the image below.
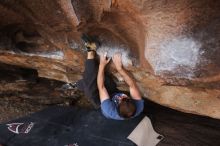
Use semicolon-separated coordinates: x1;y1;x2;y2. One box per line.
0;0;220;119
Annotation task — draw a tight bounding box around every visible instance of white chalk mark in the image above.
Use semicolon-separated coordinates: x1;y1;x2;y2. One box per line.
33;51;64;59
145;36;202;78
0;50;64;60
97;46;132;67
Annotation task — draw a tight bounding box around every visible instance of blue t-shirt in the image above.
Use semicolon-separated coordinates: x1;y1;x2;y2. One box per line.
101;93;144;120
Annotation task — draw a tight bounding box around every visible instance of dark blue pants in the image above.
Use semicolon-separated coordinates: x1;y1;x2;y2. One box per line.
77;59;118;106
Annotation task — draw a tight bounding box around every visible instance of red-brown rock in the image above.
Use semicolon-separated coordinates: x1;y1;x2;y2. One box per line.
0;0;220;119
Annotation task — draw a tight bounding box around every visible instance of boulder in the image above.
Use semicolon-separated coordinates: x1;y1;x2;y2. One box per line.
0;0;219;119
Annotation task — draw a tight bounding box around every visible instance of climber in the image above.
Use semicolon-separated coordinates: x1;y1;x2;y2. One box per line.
62;38;144;120
98;52;144;120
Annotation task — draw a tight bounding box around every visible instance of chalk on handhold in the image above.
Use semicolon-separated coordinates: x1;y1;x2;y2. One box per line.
97;46;133;67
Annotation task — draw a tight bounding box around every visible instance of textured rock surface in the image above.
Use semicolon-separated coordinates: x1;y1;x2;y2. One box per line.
0;0;220;119
0;63;92;122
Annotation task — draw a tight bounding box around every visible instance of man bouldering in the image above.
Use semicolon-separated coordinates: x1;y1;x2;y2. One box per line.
98;52;144;120
62;38;144;120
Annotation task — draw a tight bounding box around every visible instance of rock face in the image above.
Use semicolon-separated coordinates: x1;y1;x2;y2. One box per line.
0;0;220;119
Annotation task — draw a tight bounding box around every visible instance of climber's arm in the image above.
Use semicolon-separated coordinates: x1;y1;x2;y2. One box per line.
112;53;142;100
97;53;111;102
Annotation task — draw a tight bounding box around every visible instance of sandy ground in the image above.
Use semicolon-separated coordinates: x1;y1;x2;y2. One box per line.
0;64;92;123
0;87;93;123
0;95;48;123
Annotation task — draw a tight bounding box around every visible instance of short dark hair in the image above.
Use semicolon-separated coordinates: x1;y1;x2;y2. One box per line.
118;98;136;118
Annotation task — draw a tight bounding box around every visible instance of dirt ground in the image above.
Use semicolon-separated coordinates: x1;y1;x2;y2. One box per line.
0;63;93;123
0;80;93;123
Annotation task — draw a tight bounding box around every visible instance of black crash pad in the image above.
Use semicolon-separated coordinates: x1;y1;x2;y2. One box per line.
0;106;144;146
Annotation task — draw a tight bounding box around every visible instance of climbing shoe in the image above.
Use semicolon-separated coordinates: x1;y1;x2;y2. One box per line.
85;42;97;52
81;33;100;52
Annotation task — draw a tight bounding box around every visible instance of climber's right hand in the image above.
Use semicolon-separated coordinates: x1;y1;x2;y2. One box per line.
99;52;111;67
112;53;123;71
